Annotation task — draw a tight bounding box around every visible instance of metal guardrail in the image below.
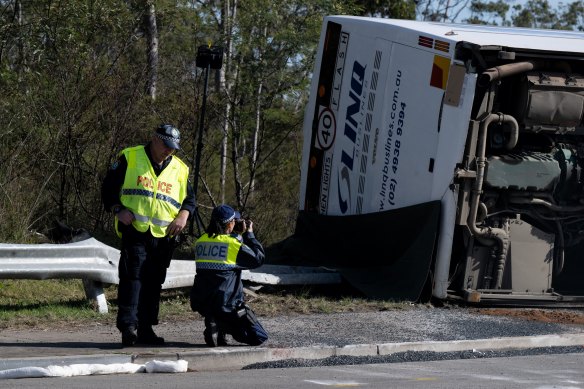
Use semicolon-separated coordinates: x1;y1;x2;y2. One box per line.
0;238;340;314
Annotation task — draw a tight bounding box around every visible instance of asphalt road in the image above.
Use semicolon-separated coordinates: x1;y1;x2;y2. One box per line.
5;352;584;388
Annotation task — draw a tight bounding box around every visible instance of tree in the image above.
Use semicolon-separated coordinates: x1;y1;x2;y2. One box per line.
355;0;416;18
411;0;584;30
465;0;510;25
416;0;472;22
0;1;176;241
562;0;584;31
512;0;562;29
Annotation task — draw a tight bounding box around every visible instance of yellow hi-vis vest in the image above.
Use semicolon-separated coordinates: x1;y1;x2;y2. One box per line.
115;145;189;238
194;233;242;270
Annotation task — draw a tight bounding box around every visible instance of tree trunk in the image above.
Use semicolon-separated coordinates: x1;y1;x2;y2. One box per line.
219;0;238;204
144;0;158;101
220;104;229;204
248;26;267;202
15;0;23;75
245;80;262;203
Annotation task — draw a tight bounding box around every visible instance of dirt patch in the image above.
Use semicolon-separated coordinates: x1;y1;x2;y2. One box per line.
478;308;584;325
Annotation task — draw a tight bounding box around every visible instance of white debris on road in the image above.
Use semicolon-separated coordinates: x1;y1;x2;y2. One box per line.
0;359;188;379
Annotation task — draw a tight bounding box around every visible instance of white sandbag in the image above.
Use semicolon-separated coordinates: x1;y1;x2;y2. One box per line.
45;365;76;377
144;359;188;373
80;363;145;375
49;363;144;376
0;360;172;379
0;366;51;379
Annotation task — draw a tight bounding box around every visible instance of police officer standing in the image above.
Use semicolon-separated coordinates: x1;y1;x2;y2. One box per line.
190;204;268;347
101;124;195;347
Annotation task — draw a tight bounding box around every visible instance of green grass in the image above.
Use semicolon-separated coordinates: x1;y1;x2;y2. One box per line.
0;279;195;329
0;280;412;329
0;280;115;329
250;285;411;316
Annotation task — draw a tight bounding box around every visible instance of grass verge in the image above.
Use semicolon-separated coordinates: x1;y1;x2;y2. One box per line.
0;280;412;329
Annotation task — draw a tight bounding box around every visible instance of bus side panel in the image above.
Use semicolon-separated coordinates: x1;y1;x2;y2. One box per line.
367;43;445;213
301;21;452;217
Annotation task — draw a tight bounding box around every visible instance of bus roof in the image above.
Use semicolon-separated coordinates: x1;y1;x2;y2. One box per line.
327;16;584;55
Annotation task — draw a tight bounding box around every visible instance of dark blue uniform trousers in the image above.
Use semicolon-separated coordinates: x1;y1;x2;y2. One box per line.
116;226;171;331
209;307;268;346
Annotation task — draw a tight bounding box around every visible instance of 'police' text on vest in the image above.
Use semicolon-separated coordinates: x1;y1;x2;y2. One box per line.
136;175;173;194
196;242;229;260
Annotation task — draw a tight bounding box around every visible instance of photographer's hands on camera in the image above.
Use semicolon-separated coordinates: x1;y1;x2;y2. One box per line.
234;218;253;235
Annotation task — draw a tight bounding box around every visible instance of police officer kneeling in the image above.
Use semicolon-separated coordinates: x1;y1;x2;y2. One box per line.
190;205;268;347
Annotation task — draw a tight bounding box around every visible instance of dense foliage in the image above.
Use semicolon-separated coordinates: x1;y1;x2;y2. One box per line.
1;0;583;246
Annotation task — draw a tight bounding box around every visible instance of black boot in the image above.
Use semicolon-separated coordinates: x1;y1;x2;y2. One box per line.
204;317;228;347
137;326;165;345
121;326;138;347
203;317;219;347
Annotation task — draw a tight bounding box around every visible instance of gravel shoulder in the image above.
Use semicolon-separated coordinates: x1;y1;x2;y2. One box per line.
1;305;583;360
477;307;584;325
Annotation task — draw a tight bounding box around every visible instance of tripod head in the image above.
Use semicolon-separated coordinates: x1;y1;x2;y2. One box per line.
196;45;224;69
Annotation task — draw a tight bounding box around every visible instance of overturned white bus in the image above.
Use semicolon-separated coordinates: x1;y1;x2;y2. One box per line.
273;16;584;305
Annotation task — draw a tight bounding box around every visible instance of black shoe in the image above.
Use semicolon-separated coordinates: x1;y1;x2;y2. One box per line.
203;318;219;347
137;326;165;345
204;328;227;347
204;328;218;347
217;331;228;346
121;327;138;347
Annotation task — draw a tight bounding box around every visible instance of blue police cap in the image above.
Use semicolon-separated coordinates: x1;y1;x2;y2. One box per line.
156;124;181;150
211;204;241;224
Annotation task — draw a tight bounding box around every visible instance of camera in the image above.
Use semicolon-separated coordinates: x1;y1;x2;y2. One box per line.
233;219;246;234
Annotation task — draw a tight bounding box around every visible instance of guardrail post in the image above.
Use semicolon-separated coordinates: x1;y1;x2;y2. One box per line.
82;279;108;314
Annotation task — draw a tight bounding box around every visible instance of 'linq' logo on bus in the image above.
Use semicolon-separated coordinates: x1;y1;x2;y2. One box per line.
337;60;365;214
